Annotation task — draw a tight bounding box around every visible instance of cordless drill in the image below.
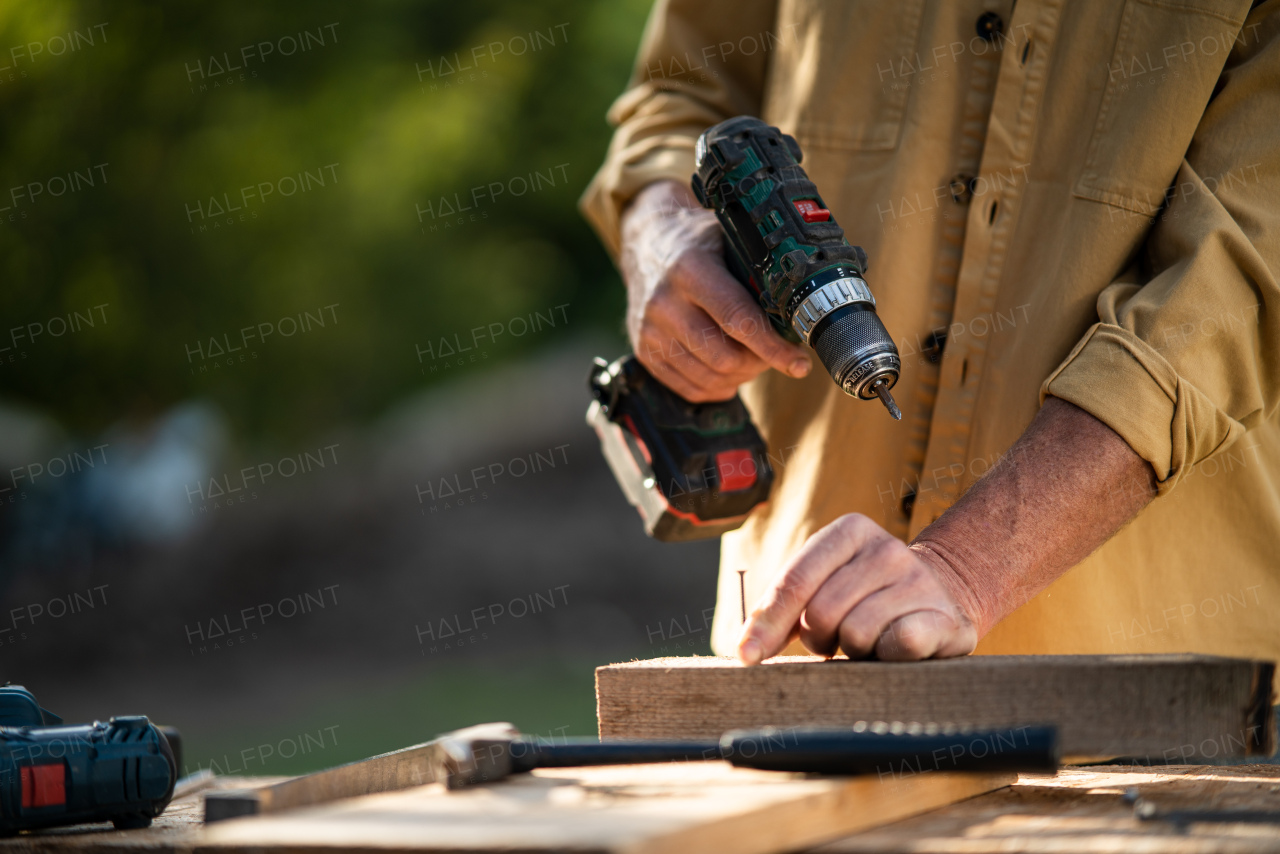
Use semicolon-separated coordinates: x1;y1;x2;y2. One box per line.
0;685;177;835
589;116;901;541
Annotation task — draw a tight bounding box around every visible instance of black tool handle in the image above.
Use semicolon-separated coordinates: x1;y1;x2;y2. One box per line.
507;726;1058;776
507;738;720;771
722;726;1059;775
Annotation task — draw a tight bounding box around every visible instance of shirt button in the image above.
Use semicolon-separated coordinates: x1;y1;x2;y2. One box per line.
975;11;1004;41
949;174;975;204
923;330;947;363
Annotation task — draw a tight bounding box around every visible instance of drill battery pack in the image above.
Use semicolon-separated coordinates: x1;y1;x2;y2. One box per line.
587;355;773;542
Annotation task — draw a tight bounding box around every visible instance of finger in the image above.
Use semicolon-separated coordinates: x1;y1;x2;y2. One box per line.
674;315;770;383
835;585;947;660
650;340;741;402
797;538;904;655
673;253;812;379
634;311;726;401
833;579;971;661
876;610;976;661
640;348;720;402
647;299;766;386
738;514;881;665
637;301;750;400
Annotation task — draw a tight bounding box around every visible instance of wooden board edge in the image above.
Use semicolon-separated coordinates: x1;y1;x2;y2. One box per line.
595;664;606;738
597;654;1266;671
596;656;1277;760
1246;659;1277;756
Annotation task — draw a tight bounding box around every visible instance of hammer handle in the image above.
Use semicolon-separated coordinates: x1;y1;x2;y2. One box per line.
507;726;1057;776
722;726;1058;775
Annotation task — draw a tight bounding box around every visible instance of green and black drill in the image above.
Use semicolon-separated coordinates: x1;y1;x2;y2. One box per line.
589;116;901;541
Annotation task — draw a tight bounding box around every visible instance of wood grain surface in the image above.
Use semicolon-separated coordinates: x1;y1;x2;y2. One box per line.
3;766;1279;852
195;764;1011;854
818;764;1280;853
0;776;286;852
596;655;1276;761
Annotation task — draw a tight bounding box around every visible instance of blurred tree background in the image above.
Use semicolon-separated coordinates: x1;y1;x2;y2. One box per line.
0;0;729;777
0;0;648;440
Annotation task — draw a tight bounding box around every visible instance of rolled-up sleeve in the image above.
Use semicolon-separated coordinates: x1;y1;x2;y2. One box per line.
1042;6;1280;494
579;0;777;258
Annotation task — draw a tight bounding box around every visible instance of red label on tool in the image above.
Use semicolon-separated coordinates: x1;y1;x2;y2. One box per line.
715;449;757;492
622;414;653;466
792;199;831;223
20;764;66;808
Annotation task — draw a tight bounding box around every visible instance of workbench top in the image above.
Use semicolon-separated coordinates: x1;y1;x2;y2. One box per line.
822;764;1280;853
2;765;1278;852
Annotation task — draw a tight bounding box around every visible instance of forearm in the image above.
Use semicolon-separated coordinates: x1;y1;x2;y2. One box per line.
911;396;1159;637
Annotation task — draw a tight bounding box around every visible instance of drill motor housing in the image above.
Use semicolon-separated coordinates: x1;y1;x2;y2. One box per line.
691;116;901;409
0;686;176;835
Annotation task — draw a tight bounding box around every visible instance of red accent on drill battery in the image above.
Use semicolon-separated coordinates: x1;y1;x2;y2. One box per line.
715;449;758;492
621;414;653;465
792;199;831;223
20;764;66;808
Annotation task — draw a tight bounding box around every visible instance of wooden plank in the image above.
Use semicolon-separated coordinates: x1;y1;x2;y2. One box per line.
817;764;1280;853
194;764;1013;854
596;655;1276;762
0;777;285;852
5;766;1278;852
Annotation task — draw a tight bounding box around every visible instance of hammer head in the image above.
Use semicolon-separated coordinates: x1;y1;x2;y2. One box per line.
427;722;522;790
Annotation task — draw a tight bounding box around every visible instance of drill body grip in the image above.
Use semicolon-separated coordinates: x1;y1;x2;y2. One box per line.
692;117;902;409
692;117;866;335
0;716;176;835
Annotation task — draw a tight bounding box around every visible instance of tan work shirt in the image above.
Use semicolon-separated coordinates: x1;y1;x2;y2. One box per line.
581;0;1280;663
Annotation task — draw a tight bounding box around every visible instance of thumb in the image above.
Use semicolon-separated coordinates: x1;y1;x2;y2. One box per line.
676;253;812;379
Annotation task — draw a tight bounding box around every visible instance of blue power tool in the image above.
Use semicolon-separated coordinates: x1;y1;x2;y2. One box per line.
0;685;176;835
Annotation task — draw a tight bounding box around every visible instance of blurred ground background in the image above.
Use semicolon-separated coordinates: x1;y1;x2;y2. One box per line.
0;0;722;776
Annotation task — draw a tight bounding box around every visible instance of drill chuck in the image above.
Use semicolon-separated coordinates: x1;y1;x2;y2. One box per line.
788;269;901;413
692;117;902;419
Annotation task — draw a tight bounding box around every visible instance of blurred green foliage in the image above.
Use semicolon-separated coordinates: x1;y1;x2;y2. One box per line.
0;0;648;439
184;660;604;777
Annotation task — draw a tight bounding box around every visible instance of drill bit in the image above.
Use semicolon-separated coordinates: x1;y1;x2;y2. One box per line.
873;379;902;421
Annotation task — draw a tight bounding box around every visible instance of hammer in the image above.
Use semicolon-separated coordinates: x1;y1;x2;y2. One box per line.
205;721;1057;822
